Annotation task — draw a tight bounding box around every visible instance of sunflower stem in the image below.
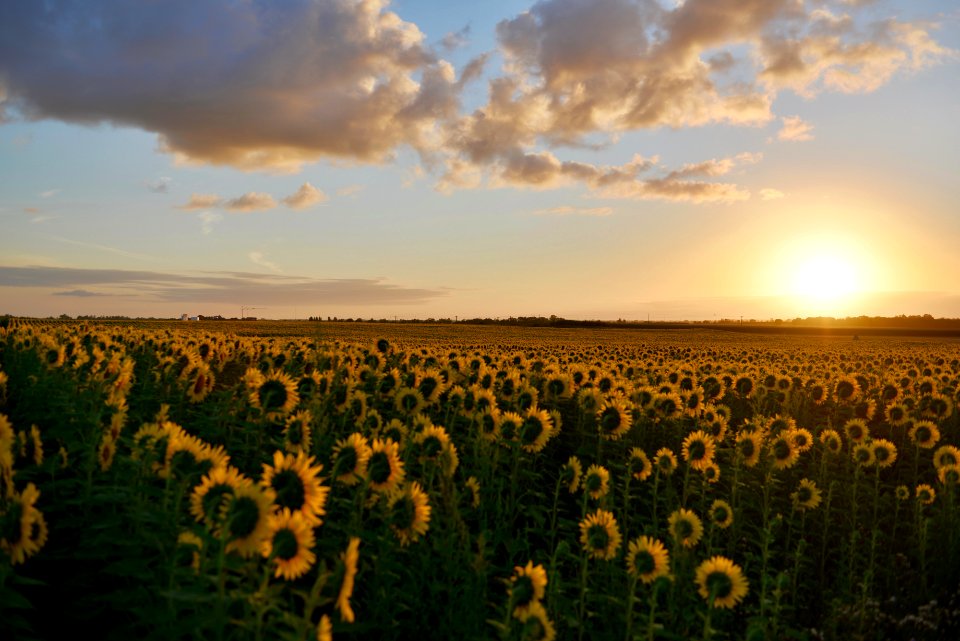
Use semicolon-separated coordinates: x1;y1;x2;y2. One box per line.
577;550;590;641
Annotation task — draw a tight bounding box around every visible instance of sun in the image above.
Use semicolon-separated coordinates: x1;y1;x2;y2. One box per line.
790;254;860;308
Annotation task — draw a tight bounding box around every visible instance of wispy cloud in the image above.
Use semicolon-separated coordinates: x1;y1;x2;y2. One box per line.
760;188;786;200
147;177;172;193
52;289;109;297
533;206;613;217
198;211;223;235
777;116;814;142
224;192;277;212
177;194;222;210
50;236;155;262
0;265;448;307
336;185;364;198
39;188;60;198
282;182;327;210
248;251;282;274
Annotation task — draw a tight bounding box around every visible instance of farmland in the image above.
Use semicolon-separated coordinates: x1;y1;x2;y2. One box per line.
2;319;959;640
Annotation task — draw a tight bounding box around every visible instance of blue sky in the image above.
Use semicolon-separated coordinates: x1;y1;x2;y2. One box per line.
1;0;958;320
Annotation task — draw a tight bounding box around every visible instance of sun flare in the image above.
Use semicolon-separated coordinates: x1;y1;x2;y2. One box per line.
791;255;859;302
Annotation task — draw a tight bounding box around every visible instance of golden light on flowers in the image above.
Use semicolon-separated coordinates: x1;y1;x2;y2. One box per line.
668;508;703;548
682;430;716;471
331;433;372;486
337;537;361;623
909;421;940;449
387;482;431;546
516;601;556;641
628;447;652;481
190;465;251;525
654;447;678;476
870;439;898;468
579;509;622;560
596;398;632;441
519;407;554;453
938;464;960;487
695;556;749;609
916;483;936;505
0;482;45;565
626;536;671;584
819;429;843;455
509;561;548;618
709;499;734;529
933;445;960;470
769;434;800;470
223;483;276;557
367;438;406;493
581;464;611;500
736;430;763;467
261;508;317;581
249;370;300;419
261;450;328;526
792;479;823;510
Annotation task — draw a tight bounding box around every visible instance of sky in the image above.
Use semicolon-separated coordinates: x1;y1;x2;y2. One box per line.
1;0;959;321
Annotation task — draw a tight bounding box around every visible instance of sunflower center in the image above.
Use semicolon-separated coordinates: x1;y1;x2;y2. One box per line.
688;441;706;460
713;506;729;523
272;470;306;511
630;458;647;476
418;378;438;400
511;576;534;606
369;452;391;484
836;381;855;400
520;419;543;445
0;503;24;544
600;408;621;433
916;427;931;443
225;496;260;539
585;474;602;493
675;519;693;539
797;487;812;503
202;483;235;521
633;550;655;575
272;528;299;561
706;571;733;599
391;496;415;529
378;376;396;395
517;391;535;411
739;438;756;458
258;380;289;410
286;422;304;445
587;524;609;550
421;436;443;458
399;392;420;412
875;447;889;462
500;420;516;440
773;440;791;460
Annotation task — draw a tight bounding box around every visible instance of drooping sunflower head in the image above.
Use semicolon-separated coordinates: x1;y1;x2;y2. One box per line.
515;601;556;641
190;465;251;526
709;499;734;529
579;509;622;561
695;555;749;609
332;433;372;486
260;508;317;581
222;483;276;558
560;456;583;494
387;482;431;546
581;464;611;500
519;408;553;453
735;430;763;467
791;479;822;510
509;561;548;618
628;448;652;482
668;508;703;549
626;535;670;584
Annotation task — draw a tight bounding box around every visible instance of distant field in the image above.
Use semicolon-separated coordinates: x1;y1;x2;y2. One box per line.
2;319;959;640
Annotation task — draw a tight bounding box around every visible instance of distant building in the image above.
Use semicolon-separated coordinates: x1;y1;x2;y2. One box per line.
189;315;200;321
180;314;189;321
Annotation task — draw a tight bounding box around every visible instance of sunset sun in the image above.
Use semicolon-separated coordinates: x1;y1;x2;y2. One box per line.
791;255;860;303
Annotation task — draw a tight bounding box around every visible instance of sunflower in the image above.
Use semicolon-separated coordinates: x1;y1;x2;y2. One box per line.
176;531;204;573
654;448;678;476
852;443;876;467
222;483;276;558
387;482;431;546
909;421;940;449
628;448;653;481
886;402;910;427
769;434;800;470
250;370;300;419
394;387;426;416
701;462;721;484
843;419;870;445
509;561;548;618
516;601;556;641
819;429;843;455
478;409;505;443
184;361;215;403
653;392;684;421
916;483;936;505
870;439;898;468
938;464;960;487
581;464;611;500
792;479;822;510
261;508;316;581
668;508;703;549
789;428;814;453
414;424;459;476
518;408;554;453
0;414;14;475
709;500;734;529
682;430;716;471
464;476;481;508
261;450;328;526
190;465;252;526
597;399;632;441
542;373;573;403
695;556;749;609
284;410;313;454
561;456;583;494
97;434;117;472
0;482;44;565
626;536;671;583
416;368;449;404
316;615;332;641
579;509;622;560
367;438;406;494
933;445;960;470
337;537;361;623
332;433;372;486
734;375;755;398
833;375;861;403
735;431;763;467
895;485;910;501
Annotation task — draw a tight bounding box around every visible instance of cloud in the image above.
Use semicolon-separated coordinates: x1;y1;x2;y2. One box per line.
0;0;449;173
147;177;172;193
23;207;40;214
198;212;223;235
39;189;60;198
760;188;786;200
337;185;364;197
777;116;814;142
441;25;471;51
52;289;108;297
0;265;447;307
224;192;277;212
249;251;282;274
533;206;613;217
177;194;222;210
282;182;328;210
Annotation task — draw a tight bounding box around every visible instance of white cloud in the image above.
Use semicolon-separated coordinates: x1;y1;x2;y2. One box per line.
177;194;222;210
282;182;328;210
248;251;282;274
760;188;786;200
198;211;223;235
777;116;814;142
224;192;278;212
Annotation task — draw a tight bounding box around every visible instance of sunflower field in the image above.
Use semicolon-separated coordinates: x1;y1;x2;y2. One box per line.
1;318;959;640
